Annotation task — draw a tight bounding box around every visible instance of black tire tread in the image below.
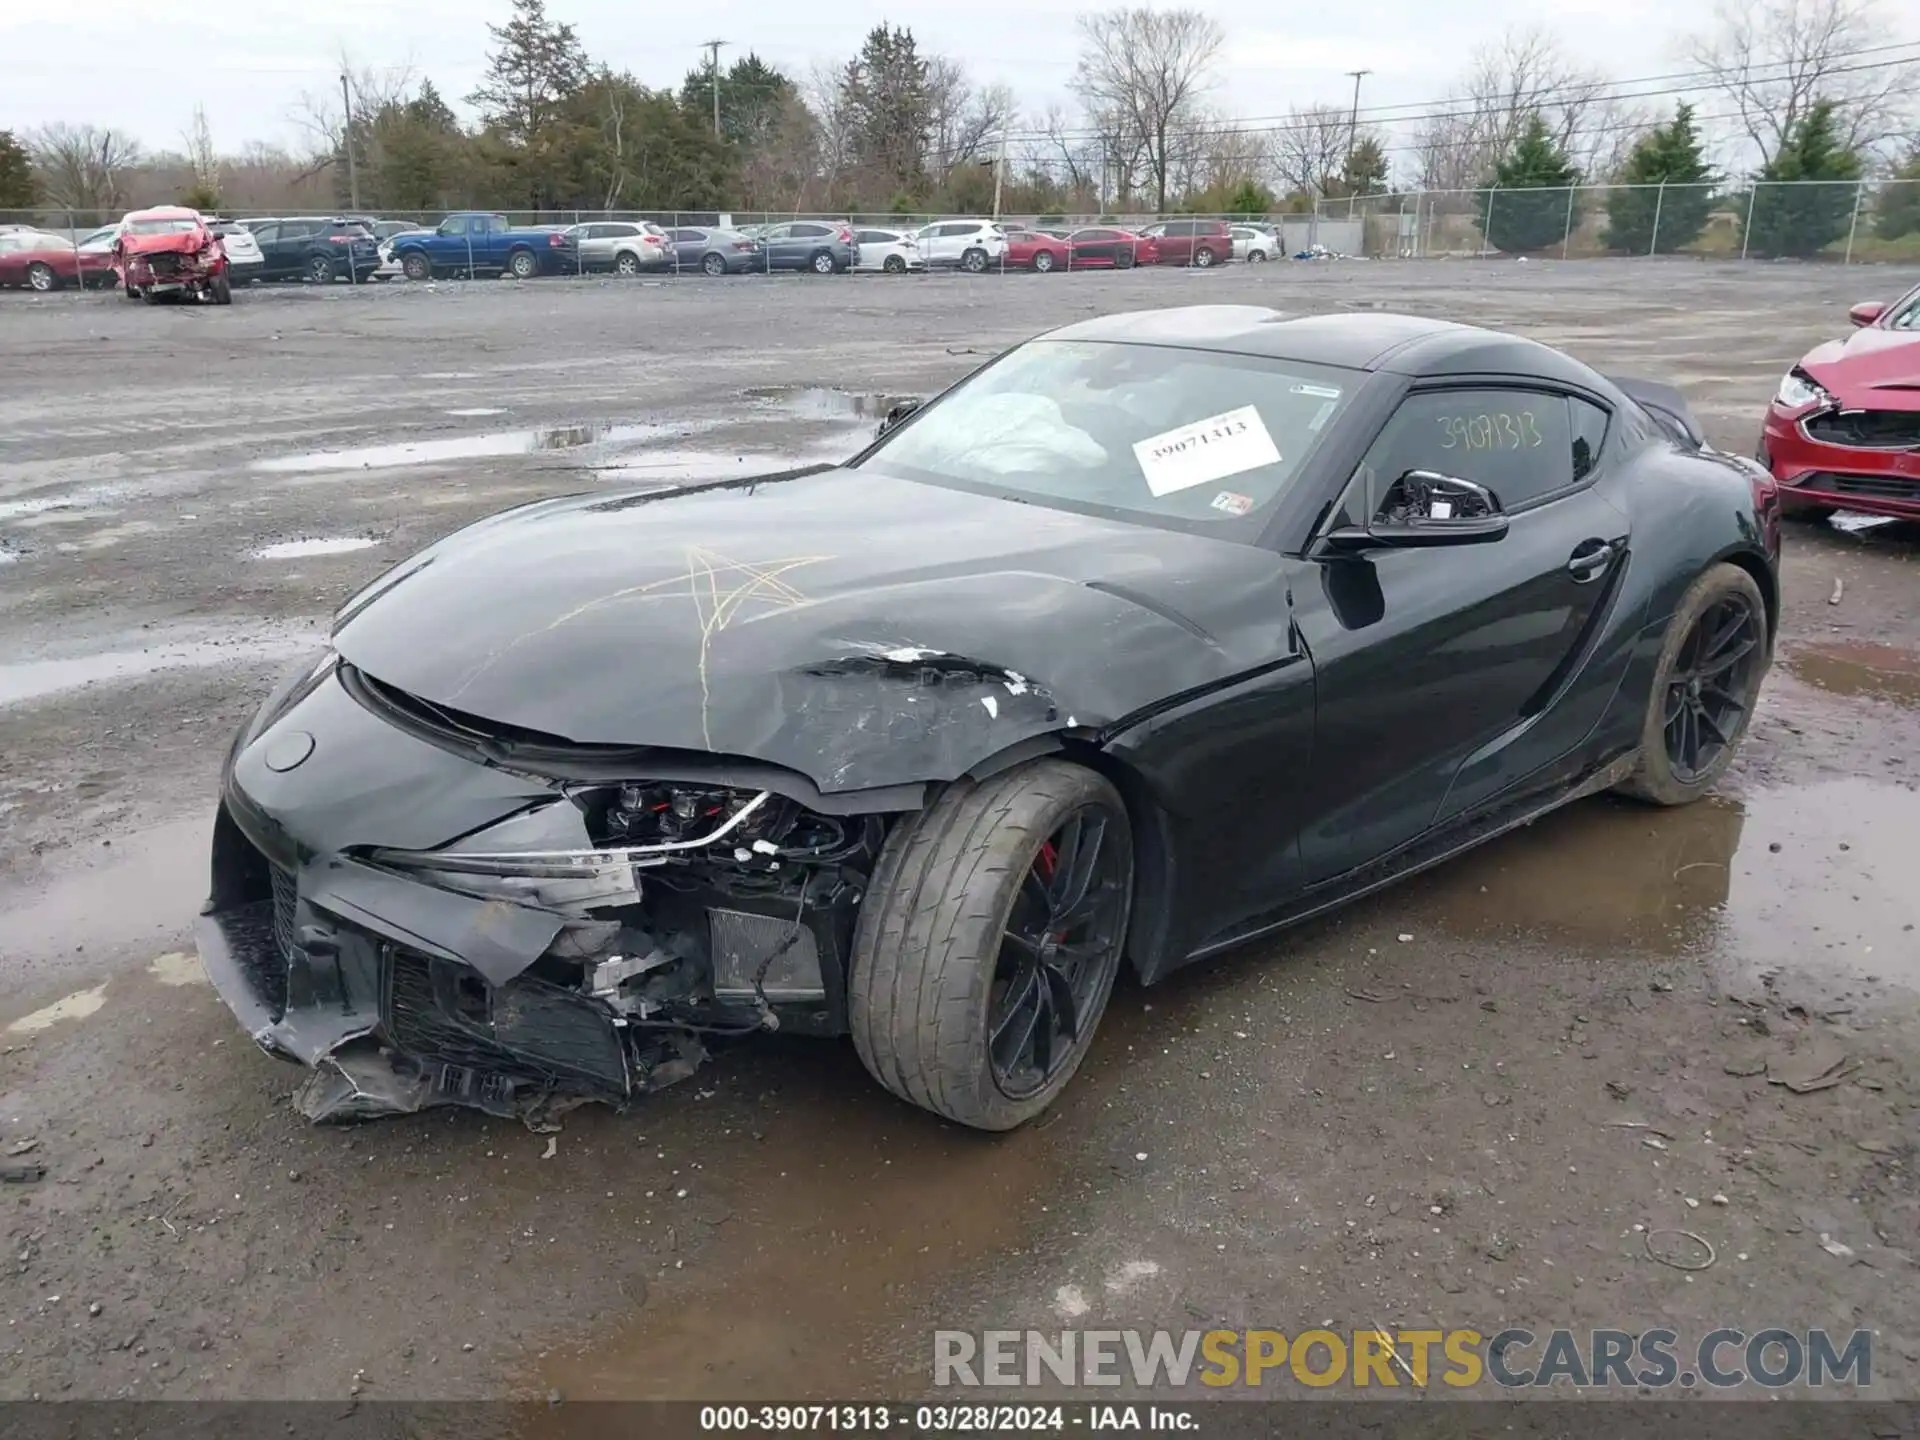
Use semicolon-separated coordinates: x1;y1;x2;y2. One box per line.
849;759;1127;1130
1617;561;1768;806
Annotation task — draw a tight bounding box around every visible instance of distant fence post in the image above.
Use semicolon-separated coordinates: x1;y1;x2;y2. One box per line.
1740;187;1758;261
1561;185;1576;259
1481;186;1495;258
1649;180;1666;257
1844;180;1865;265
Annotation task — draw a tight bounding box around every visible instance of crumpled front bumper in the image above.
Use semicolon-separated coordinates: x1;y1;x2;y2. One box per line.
195;664;704;1124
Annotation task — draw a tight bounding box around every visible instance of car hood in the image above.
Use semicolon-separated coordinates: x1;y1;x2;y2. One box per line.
119;229;214;257
1800;326;1920;409
329;469;1297;793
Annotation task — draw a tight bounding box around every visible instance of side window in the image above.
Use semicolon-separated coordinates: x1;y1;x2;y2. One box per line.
1570;398;1609;480
792;222;829;237
437;217;465;237
938;222;972;237
762;224;792;240
250;223;280;245
1352;389;1577;518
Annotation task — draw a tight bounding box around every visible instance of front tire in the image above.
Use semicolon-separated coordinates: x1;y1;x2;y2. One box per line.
1617;563;1769;806
210;274;233;305
882;253;906;274
849;760;1133;1130
1248;249;1268;263
27;262;59;292
1031;249;1055;273
401;252;432;282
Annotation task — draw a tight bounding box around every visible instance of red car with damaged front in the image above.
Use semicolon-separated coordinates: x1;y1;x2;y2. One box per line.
1759;281;1920;521
115;206;234;305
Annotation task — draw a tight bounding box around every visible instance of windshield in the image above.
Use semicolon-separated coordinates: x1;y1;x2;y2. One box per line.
125;217;201;235
854;339;1357;534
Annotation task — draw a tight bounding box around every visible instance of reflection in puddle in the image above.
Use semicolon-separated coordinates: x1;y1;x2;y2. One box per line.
538;1046;1053;1401
742;386;911;421
1786;640;1920;709
0;632;321;708
1412;779;1920;994
251;536;381;560
251;420;725;473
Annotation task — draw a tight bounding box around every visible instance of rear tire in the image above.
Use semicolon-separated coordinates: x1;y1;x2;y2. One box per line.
1193;246;1217;267
306;253;333;284
1617;563;1769;807
809;249;835;274
961;247;989;273
507;248;538;279
849;759;1134;1131
616;251;641;276
702;252;727;277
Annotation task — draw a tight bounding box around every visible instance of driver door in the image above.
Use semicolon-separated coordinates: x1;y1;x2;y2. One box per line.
1293;384;1632;884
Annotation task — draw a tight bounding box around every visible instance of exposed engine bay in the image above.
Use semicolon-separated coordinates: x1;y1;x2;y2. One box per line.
205;764;893;1126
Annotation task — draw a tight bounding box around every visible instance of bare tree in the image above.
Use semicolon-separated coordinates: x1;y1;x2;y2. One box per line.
1410;27;1623;191
805;59;857;199
1070;6;1224;213
24;123;144;212
289;54;418;179
1685;0;1917;166
1271;104;1352;198
926;59;1013;176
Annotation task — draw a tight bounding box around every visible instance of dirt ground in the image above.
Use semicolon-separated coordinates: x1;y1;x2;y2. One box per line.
1;259;1917;1406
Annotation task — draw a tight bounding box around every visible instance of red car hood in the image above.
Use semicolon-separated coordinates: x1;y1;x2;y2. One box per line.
1800;326;1920;410
120;228;215;257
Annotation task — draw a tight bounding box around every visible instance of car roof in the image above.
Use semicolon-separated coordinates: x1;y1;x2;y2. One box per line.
1040;305;1606;382
124;206;201;221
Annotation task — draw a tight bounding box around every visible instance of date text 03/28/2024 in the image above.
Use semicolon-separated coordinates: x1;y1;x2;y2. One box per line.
696;1405;1185;1432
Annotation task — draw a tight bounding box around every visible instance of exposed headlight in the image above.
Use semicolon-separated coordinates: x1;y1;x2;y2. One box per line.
1775;369;1832;410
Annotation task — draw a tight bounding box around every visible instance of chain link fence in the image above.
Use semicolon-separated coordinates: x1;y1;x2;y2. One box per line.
5;180;1917;283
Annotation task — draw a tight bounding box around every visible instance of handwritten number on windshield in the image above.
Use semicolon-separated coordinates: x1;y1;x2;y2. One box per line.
1436;412;1543;450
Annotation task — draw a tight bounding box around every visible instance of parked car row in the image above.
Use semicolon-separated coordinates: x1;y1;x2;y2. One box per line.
2;209;1279;296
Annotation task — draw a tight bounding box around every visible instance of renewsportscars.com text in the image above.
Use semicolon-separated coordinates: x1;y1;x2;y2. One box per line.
932;1327;1872;1390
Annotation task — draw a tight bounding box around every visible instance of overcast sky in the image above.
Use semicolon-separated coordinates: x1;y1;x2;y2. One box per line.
1;0;1906;160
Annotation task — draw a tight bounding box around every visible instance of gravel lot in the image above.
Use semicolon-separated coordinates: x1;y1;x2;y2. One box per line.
2;259;1918;1405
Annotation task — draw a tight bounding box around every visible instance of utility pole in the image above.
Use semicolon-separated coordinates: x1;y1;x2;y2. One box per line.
1344;69;1371;160
340;72;361;211
990;132;1008;219
702;39;728;139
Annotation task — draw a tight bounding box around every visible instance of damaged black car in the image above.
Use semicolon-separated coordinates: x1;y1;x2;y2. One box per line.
199;306;1781;1130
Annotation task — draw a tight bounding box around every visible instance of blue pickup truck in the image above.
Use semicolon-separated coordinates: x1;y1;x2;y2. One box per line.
389;213;580;280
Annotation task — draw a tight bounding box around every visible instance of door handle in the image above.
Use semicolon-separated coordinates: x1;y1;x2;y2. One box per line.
1567;538;1619;583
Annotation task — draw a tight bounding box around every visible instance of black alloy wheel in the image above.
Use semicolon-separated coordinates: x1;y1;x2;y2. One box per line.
1662;593;1763;784
306;253;334;284
987;804;1131;1100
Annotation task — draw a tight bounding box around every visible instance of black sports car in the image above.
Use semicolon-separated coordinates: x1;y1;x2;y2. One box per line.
198;306;1782;1129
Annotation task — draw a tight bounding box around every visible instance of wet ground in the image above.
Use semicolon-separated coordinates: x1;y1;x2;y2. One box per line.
1;260;1918;1404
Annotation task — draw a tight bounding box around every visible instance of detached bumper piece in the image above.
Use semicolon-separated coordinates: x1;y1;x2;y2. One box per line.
196;836;704;1126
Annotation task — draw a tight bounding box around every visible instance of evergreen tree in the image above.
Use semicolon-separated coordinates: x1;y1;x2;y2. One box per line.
1604;103;1716;253
1743;101;1863;258
0;130;38;209
1339;136;1388;198
680;53;797;151
467;0;590;207
839;25;931;197
1875;145;1920;241
1480;113;1579;254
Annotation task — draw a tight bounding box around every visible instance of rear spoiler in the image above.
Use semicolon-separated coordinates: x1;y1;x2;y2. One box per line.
1609;376;1706;449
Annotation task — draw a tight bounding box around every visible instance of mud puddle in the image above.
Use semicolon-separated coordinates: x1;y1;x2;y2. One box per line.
251;536;381;560
742;386;911;422
250;419;727;474
0;628;320;708
1785;638;1920;708
1402;779;1920;996
536;1045;1061;1402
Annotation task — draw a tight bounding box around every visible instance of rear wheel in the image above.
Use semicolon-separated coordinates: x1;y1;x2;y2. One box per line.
809;249;835;274
507;248;538;279
849;760;1133;1130
961;247;989;273
1193;246;1218;267
702;251;727;277
615;251;641;276
26;262;59;292
306;253;334;284
1617;563;1769;806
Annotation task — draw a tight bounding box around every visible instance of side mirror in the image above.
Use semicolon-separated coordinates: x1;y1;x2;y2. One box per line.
876;399;921;438
1319;470;1510;552
1848;301;1884;328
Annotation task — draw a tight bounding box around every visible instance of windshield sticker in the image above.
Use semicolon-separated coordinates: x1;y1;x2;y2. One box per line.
1307;399;1339;433
1210;491;1255;516
1291;383;1343;399
1133;406;1281;497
